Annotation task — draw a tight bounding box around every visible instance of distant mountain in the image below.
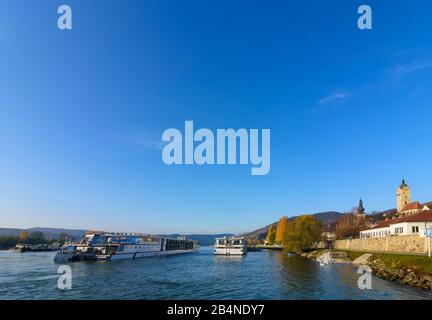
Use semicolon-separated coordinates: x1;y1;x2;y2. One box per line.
0;227;87;240
158;234;233;246
310;211;345;225
242;211;344;240
0;228;22;236
240;223;277;240
0;228;231;246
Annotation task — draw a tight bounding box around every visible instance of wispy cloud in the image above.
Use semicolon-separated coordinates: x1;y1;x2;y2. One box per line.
319;91;350;107
385;61;432;79
316;55;432;111
130;134;166;153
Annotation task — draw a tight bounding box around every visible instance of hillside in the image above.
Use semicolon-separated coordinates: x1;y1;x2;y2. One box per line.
242;211;344;240
0;227;87;240
0;228;231;246
158;234;233;246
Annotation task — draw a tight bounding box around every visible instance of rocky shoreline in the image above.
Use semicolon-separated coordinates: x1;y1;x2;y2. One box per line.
369;258;432;290
301;249;432;290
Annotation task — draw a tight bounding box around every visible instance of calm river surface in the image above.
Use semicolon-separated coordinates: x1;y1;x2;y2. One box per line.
1;247;432;300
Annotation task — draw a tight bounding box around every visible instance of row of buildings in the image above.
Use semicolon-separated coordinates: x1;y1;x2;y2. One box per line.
359;180;432;239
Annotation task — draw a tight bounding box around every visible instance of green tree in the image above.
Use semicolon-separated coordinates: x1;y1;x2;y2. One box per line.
266;224;276;245
0;236;19;250
28;231;46;244
282;215;323;253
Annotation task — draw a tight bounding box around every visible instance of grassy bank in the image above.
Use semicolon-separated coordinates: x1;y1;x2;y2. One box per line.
333;249;432;270
331;249;432;289
370;253;432;274
303;247;432;289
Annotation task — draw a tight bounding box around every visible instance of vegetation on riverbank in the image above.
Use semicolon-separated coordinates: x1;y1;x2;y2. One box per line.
335;214;366;239
332;249;432;273
0;231;68;250
368;254;432;289
269;215;323;253
266;224;276;245
370;253;432;274
309;249;432;290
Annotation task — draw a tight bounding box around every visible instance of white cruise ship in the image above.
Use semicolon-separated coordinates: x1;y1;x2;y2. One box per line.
214;236;248;255
54;233;199;262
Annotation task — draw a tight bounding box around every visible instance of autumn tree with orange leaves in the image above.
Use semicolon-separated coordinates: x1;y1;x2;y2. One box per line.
275;216;288;244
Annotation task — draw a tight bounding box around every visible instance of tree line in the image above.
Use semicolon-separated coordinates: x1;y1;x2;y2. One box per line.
0;231;70;250
265;209;372;250
266;215;323;253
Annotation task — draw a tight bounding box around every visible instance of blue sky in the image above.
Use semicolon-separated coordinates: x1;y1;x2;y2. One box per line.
1;0;432;234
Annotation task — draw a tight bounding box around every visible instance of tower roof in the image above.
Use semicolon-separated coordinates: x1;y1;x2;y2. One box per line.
399;179;409;188
357;198;365;214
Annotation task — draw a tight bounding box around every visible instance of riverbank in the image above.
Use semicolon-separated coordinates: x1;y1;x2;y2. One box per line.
302;249;432;290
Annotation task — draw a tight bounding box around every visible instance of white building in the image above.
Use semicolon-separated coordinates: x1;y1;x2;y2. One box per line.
360;210;432;238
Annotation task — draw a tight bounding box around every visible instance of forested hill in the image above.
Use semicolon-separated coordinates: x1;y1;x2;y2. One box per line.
0;227;87;239
158;234;233;246
0;228;232;247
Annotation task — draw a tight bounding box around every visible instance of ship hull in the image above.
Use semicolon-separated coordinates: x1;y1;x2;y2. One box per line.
54;248;198;263
111;249;196;260
214;247;247;255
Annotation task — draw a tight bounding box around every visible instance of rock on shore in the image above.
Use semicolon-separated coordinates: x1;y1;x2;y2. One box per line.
301;250;351;264
369;258;432;290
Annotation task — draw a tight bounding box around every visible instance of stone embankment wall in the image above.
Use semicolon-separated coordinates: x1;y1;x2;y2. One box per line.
335;235;429;254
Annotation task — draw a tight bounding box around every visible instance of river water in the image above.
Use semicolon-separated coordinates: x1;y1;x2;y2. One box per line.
1;247;431;300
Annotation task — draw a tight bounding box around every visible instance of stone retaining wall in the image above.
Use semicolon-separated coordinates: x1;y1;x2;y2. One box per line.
334;235;429;254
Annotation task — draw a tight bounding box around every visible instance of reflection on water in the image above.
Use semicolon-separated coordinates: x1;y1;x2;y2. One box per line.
0;247;431;300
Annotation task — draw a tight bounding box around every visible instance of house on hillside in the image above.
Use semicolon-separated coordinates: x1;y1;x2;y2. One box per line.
360;210;432;238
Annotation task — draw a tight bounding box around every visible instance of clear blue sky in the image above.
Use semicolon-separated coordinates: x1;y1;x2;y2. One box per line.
1;0;432;234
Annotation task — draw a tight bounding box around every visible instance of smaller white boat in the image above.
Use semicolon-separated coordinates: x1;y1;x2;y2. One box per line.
214;236;248;255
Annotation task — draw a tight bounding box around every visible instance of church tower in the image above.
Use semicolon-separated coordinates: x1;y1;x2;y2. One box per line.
396;179;411;212
355;198;366;218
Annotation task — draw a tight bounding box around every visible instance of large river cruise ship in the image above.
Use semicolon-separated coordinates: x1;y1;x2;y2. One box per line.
54;233;199;262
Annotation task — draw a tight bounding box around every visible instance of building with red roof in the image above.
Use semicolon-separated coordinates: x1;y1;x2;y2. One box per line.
360;210;432;238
